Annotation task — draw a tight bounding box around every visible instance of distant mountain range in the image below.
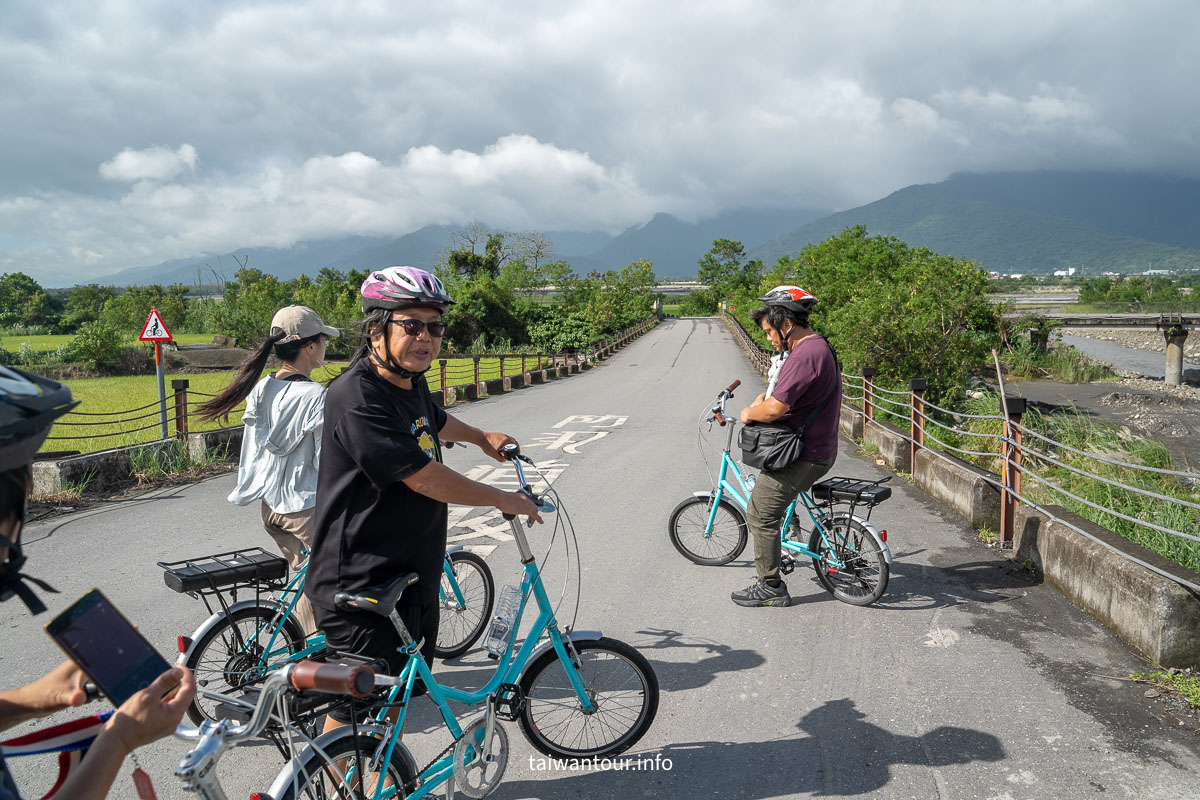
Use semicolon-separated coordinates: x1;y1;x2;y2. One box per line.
97;208;822;287
750;171;1200;274
95;170;1200;287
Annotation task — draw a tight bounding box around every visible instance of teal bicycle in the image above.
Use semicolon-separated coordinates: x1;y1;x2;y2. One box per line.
261;442;660;799
668;379;893;606
162;547;494;724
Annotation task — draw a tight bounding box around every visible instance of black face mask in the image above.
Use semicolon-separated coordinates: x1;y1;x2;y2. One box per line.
0;497;58;616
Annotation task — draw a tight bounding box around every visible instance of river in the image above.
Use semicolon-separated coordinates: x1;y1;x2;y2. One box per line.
1061;333;1200;379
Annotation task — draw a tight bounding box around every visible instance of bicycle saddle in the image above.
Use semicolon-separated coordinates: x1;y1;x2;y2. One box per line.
333;573;419;616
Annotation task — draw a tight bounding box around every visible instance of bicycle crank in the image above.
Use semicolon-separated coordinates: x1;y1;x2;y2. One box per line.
451;717;508;799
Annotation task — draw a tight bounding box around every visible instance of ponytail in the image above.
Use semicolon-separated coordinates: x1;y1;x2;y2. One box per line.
328;308;391;387
196;328;288;423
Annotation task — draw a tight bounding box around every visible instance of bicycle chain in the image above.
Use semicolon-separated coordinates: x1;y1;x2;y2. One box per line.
402;730;464;796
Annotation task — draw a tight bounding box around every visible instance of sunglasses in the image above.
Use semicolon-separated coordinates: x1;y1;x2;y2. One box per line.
389;318;448;338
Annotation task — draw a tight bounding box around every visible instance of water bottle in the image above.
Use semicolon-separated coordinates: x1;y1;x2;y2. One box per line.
482;584;522;659
746;475;756;491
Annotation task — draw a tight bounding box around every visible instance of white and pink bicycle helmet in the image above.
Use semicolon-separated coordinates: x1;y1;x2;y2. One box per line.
360;266;455;313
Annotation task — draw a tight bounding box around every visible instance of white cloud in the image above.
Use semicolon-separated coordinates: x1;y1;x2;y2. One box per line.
2;0;1200;281
99;144;198;183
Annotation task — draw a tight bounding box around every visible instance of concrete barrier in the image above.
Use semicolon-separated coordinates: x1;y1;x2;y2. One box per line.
186;426;242;461
483;378;504;396
862;418;911;473
32;427;244;497
1015;505;1200;667
839;405;864;440
913;448;1002;531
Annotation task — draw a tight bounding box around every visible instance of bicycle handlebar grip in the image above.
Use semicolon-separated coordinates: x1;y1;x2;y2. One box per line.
726;379;741;393
290;661;375;698
713;409;728;427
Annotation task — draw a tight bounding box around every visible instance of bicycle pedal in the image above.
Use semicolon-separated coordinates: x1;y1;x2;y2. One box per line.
492;683;525;721
780;556;796;575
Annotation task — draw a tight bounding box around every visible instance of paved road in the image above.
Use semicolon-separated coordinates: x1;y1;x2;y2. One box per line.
5;318;1199;799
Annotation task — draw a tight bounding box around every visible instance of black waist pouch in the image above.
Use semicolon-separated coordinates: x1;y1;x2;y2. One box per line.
738;422;804;472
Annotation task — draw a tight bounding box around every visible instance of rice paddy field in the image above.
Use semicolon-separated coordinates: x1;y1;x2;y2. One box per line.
1;332;215;352
43;355;552;453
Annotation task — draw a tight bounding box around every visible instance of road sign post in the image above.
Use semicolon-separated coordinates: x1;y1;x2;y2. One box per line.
139;308;174;440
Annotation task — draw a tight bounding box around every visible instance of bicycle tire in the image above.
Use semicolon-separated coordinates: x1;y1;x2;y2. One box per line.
518;637;659;759
273;731;417;800
808;514;889;606
184;604;307;725
668;495;748;565
434;550;495;660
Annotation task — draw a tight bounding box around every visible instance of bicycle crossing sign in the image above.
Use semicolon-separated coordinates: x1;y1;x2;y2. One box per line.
139;307;173;341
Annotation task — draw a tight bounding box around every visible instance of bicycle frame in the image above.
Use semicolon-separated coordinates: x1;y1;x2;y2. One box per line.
272;456;601;800
186;552;475;674
702;416;833;564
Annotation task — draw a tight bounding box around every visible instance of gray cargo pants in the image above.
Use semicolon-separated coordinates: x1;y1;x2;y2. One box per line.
746;457;834;585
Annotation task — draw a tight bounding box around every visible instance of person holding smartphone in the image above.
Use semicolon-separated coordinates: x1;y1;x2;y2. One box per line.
0;366;195;800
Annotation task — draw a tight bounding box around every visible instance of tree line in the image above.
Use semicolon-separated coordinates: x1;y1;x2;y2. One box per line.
0;228;660;373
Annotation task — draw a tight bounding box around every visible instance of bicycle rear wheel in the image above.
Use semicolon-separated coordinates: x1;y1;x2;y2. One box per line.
184;604;306;724
518;637;659;759
273;732;417;800
434;550;495;659
808;515;889;606
668;496;748;565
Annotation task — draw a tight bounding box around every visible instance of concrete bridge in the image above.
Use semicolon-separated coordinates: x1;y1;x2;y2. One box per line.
1032;312;1198;385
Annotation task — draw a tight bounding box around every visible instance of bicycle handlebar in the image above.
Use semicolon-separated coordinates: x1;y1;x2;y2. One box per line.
709;379;741;426
290;661;375;698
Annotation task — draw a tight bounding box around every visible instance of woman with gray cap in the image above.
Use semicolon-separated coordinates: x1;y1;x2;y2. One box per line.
197;305;339;637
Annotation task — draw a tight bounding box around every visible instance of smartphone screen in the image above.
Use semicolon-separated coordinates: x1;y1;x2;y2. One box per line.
45;589;172;707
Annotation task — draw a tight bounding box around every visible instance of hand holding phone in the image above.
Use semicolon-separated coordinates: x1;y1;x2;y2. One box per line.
45;589;173;707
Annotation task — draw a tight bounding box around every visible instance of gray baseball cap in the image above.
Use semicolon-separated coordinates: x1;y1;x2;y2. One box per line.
270;306;340;343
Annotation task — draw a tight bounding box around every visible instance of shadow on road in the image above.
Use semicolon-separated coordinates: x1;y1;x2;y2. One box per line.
631;628;766;691
490;697;1005;798
872;549;1038;612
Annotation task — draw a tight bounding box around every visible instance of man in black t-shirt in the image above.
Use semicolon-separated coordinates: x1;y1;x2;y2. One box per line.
305;267;541;731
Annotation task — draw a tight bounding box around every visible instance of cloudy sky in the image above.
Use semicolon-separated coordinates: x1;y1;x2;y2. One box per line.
2;0;1197;283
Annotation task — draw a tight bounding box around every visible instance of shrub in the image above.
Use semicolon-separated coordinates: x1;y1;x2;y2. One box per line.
68;321;124;371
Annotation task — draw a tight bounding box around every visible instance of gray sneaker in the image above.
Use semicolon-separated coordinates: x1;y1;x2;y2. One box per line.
731;579;791;607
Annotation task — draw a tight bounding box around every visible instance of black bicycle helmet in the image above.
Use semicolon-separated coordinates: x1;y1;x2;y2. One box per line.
758;285;818;314
1;366;78;614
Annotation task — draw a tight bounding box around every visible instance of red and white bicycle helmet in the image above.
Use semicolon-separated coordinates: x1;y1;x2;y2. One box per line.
757;285;817;314
360;266;455;313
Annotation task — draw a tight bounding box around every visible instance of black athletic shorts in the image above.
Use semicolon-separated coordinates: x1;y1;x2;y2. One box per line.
313;595;438;723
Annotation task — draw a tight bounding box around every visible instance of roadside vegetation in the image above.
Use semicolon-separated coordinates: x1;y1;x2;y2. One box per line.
1133;669;1200;710
930;394;1200;574
42;355;564;453
2;227;658;378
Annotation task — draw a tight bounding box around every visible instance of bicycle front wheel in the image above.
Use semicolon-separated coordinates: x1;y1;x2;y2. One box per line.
434;549;495;659
274;732;417;800
518;637;659;759
184;604;307;724
808;515;889;606
668;496;748;565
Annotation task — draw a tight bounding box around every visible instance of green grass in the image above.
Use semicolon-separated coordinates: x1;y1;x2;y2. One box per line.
926;394;1200;573
1061;302;1200;314
1;334;75;352
1133;670;1200;709
1;332;215;352
45;355;554;453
